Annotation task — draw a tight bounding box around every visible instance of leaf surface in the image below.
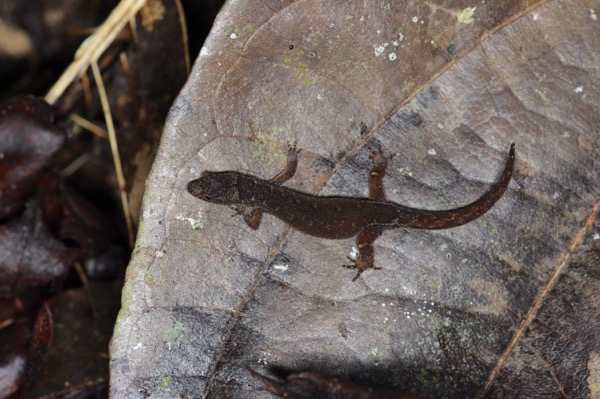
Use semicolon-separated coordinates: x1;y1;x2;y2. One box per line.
110;1;600;398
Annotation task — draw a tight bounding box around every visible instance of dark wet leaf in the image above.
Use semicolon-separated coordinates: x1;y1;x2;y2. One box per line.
0;317;29;399
56;185;114;254
21;300;54;399
36;382;108;399
31;282;122;398
0;201;76;297
0;300;54;399
0;96;66;219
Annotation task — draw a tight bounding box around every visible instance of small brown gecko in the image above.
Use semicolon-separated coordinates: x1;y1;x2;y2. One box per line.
187;144;515;281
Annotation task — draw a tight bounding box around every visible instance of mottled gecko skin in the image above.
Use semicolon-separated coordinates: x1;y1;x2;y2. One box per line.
188;144;515;281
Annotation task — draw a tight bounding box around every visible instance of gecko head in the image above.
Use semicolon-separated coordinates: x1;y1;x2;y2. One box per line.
187;171;240;204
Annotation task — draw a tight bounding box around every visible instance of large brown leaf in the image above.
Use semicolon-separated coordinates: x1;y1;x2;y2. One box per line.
110;1;600;398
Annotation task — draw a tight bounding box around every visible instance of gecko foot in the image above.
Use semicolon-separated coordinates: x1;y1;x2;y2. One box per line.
230;205;262;230
342;257;380;281
369;142;394;166
286;141;301;157
341;262;365;282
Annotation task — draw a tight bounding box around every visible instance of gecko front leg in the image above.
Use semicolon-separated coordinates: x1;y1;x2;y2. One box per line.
231;144;300;229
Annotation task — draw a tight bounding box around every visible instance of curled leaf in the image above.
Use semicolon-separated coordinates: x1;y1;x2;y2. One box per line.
250;368;423;399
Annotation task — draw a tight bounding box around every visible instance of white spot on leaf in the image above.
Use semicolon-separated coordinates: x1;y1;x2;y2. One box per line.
273;264;289;272
176;213;202;230
374;44;387;56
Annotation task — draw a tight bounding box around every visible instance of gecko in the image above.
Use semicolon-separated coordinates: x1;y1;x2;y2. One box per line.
187;143;515;281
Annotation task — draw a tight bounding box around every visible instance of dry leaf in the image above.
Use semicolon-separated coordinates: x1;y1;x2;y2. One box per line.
111;1;600;398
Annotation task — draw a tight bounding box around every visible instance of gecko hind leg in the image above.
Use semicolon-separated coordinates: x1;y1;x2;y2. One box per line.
270;143;301;185
342;225;385;281
368;143;393;201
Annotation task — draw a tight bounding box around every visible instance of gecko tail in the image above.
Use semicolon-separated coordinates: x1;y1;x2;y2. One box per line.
407;143;515;229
